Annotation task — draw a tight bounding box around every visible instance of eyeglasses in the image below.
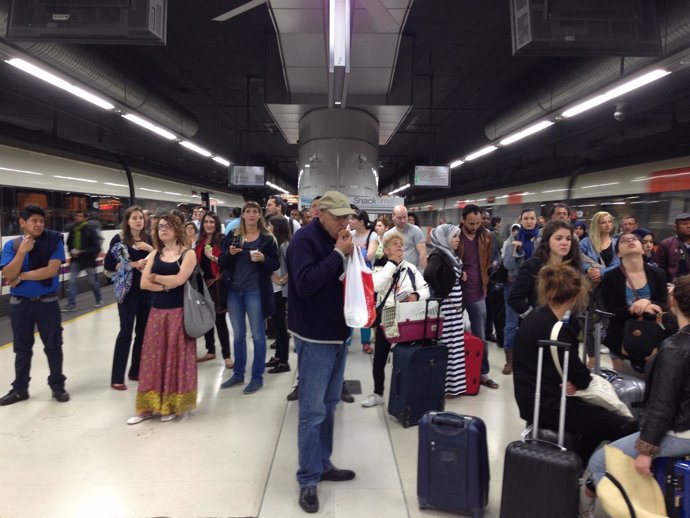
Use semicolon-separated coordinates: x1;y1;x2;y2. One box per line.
619;236;639;244
157;223;171;231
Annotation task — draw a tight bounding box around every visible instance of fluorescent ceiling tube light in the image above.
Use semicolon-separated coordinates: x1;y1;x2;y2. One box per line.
499;120;554;146
122;113;177;140
54;175;97;183
450;159;464;169
387;183;410;196
6;58;115;111
180;141;213;158
212;156;231;167
465;146;498;161
266;181;288;194
561;69;670;118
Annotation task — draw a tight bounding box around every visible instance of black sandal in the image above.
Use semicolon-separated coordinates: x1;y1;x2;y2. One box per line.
481;378;499;389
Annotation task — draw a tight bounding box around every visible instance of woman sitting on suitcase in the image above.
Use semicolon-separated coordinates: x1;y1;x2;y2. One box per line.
583;275;690;517
360;231;430;408
601;232;668;372
513;264;639;464
424;223;468;398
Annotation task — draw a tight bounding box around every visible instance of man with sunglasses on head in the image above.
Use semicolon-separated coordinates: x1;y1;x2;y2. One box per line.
287;191;357;513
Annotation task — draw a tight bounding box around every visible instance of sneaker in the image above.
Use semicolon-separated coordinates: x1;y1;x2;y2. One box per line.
220;375;244;389
0;389;29;406
126;413;153;425
341;384;354;403
94;300;103;308
600;346;611;355
362;343;373;354
61;304;76;312
361;394;384;407
52;388;70;402
243;379;263;394
161;414;177;422
287;385;299;401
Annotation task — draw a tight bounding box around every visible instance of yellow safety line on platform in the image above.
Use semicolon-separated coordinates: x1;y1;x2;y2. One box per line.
0;303;113;350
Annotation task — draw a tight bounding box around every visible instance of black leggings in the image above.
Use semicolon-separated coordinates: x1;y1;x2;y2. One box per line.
372;328;393;396
538;399;639;464
273;292;290;364
204;312;231;358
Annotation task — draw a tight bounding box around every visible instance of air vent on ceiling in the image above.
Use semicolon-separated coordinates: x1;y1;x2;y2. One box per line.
6;0;167;45
510;0;661;56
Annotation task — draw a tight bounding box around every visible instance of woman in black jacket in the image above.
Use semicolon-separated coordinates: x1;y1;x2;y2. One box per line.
513;263;638;466
601;232;668;372
585;275;690;518
506;220;581;374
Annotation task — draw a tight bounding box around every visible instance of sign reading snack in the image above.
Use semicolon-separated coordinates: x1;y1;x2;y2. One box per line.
349;196;404;212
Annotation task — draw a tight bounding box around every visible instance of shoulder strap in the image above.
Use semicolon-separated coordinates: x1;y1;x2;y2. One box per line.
620;265;641;301
602;473;637;518
549;321;565;376
12;236;21;252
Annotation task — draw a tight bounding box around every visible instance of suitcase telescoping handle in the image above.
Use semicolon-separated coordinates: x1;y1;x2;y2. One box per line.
534;340;571;448
592;309;614;374
421;298;443;345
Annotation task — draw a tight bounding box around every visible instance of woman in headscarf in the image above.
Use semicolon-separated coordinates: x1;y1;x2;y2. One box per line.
574;220;588;241
424;224;467;398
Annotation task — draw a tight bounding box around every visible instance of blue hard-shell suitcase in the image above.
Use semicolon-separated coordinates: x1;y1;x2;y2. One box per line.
417;411;489;517
388;343;447;427
654;457;690;518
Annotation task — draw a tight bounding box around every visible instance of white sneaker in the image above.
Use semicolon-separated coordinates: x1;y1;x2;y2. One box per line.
161;414;177;422
361;394;384;407
126;414;153;425
600;346;610;354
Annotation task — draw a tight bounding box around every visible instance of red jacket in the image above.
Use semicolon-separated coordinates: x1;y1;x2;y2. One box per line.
195;233;221;278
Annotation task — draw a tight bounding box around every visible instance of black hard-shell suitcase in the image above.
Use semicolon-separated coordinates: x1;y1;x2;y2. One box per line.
499;339;582;518
654;456;690;518
417;411;489;517
388;343;447;427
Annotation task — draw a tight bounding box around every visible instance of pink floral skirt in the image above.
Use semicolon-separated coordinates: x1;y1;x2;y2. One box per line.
135;307;197;416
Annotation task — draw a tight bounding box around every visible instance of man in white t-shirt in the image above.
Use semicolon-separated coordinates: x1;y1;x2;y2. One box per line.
383;204;426;270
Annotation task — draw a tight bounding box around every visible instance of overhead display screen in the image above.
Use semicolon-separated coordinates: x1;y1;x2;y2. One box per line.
414;165;450;188
229;165;265;187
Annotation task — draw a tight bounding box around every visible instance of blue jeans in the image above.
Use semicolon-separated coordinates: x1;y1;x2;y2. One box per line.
296;337;347;487
465;298;489;375
9;296;66;391
227;290;266;382
68;261;102;306
503;282;519;352
588;431;690;486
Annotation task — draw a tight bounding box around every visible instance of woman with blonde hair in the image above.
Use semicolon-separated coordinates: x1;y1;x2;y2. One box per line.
219;201;280;394
127;212;198;424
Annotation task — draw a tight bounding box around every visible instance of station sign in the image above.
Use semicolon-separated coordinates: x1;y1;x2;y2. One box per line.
349;195;404;213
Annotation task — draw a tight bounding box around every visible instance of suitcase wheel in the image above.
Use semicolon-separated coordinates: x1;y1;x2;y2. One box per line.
401;407;411;428
418;498;431;510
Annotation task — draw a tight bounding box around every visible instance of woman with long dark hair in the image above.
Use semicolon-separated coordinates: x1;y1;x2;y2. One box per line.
105;205;154;390
507;220;582;374
196;211;233;369
266;215;291;373
219;201;280;394
502;208;539;373
127;213;198;424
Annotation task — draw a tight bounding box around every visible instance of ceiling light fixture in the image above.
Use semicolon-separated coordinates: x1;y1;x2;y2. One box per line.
6;58;115;111
465;146;498;161
387;183;410;196
561;69;671;118
104;182;128;188
266;181;289;194
328;0;351;108
450;159;464;169
212;156;231;167
499;120;554;146
54;175;97;183
122;113;177;140
179;141;213;158
0;166;43;175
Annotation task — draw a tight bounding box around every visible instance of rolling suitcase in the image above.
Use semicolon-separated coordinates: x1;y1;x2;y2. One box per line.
388;343;447;427
499;339;581;518
592;309;646;419
388;300;447;428
463;332;484;396
654;457;690;518
417;411;489;517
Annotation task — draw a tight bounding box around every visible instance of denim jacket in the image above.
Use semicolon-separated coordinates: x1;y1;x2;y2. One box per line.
579;236;620;279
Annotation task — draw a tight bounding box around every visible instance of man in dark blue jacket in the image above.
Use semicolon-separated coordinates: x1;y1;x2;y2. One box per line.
287;191;356;513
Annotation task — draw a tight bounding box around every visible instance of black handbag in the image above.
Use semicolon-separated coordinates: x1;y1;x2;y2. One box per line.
622;314;664;362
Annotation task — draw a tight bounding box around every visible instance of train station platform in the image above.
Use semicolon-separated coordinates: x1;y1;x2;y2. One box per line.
0;300;610;518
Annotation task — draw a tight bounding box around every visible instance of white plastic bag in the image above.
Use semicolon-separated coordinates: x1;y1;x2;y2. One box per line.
343;251;375;328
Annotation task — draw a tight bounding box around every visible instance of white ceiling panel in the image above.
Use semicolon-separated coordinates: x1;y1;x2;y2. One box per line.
351;34;399;67
286;67;329;93
271;8;323;33
270;0;322;8
280;34;327;67
348;68;395;94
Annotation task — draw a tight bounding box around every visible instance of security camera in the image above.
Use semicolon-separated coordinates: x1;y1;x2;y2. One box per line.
614;102;627;122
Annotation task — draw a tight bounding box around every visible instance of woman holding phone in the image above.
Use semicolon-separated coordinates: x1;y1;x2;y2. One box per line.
218;202;279;395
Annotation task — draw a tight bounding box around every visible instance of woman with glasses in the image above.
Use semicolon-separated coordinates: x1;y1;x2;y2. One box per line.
183;221;198;249
105;205;154;391
219;201;280;395
127;213;198;424
601;233;668;371
196;212;233;369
